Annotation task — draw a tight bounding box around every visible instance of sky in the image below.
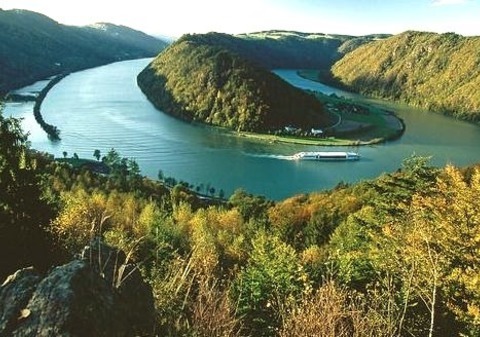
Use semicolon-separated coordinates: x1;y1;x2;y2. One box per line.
1;0;479;38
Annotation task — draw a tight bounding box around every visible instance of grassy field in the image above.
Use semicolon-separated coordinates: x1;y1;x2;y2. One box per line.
230;70;404;147
235;131;367;146
297;70;405;143
318;92;403;139
233;106;403;146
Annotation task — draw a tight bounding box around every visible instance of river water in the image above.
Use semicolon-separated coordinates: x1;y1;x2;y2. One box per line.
4;58;480;200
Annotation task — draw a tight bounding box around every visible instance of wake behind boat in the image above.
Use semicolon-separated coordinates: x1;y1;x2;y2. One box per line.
293;151;360;161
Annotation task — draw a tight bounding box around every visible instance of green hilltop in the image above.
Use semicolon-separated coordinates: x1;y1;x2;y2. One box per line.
332;31;480;120
232;30;388;70
181;31;387;72
137;33;333;132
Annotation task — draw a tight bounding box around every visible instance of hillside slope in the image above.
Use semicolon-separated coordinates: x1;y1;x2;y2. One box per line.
332;31;480;120
3;109;480;335
0;9;167;94
187;31;387;71
137;34;331;132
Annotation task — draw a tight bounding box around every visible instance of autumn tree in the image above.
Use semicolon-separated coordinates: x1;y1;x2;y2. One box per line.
409;165;480;335
233;232;308;336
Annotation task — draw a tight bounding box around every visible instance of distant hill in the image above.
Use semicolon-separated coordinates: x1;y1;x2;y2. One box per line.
0;9;168;94
332;31;480;120
137;33;331;132
186;31;388;71
153;34;176;44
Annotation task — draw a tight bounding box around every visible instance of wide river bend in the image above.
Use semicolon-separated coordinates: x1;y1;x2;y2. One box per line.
5;58;480;199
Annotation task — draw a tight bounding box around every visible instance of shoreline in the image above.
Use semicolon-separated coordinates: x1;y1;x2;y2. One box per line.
234;122;405;147
137;66;405;148
231;100;406;148
33;73;69;141
187;99;405;147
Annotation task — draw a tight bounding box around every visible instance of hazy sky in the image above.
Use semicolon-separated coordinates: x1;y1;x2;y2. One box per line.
2;0;479;38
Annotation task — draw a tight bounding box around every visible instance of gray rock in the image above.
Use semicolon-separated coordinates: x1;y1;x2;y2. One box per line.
0;267;41;336
0;241;155;337
80;238;156;334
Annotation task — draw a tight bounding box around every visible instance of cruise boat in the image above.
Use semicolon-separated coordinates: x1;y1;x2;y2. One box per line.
293;151;360;161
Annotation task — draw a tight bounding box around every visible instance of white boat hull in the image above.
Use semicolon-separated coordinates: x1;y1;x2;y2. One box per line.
293;151;360;161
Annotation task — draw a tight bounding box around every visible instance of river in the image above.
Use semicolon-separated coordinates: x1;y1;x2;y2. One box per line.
4;58;480;200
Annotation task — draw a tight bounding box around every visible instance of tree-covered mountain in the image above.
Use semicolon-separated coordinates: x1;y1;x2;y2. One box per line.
181;31;388;71
0;9;168;94
138;33;332;132
332;31;480;120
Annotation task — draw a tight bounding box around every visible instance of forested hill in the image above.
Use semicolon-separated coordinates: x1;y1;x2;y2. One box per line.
332;31;480;120
137;34;331;132
0;9;168;94
181;31;388;70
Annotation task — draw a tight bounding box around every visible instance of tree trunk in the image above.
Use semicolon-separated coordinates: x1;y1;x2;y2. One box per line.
428;280;437;337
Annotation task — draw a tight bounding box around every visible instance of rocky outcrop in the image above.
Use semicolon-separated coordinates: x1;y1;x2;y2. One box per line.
0;240;155;337
0;268;41;335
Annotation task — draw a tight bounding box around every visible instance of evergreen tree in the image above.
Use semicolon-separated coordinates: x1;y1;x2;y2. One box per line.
0;112;56;279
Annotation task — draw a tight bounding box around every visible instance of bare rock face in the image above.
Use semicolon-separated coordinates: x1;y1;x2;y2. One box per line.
0;240;155;337
0;267;41;335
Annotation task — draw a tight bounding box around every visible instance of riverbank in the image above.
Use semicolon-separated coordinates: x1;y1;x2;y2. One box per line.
316;92;405;142
235;131;379;146
235;127;404;146
231;91;405;147
274;70;406;146
56;155;227;202
33;73;69;141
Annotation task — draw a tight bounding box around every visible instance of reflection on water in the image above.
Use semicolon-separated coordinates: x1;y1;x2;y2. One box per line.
4;59;480;199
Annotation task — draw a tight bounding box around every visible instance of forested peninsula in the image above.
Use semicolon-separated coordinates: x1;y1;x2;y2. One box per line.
137;34;332;132
332;31;480;121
